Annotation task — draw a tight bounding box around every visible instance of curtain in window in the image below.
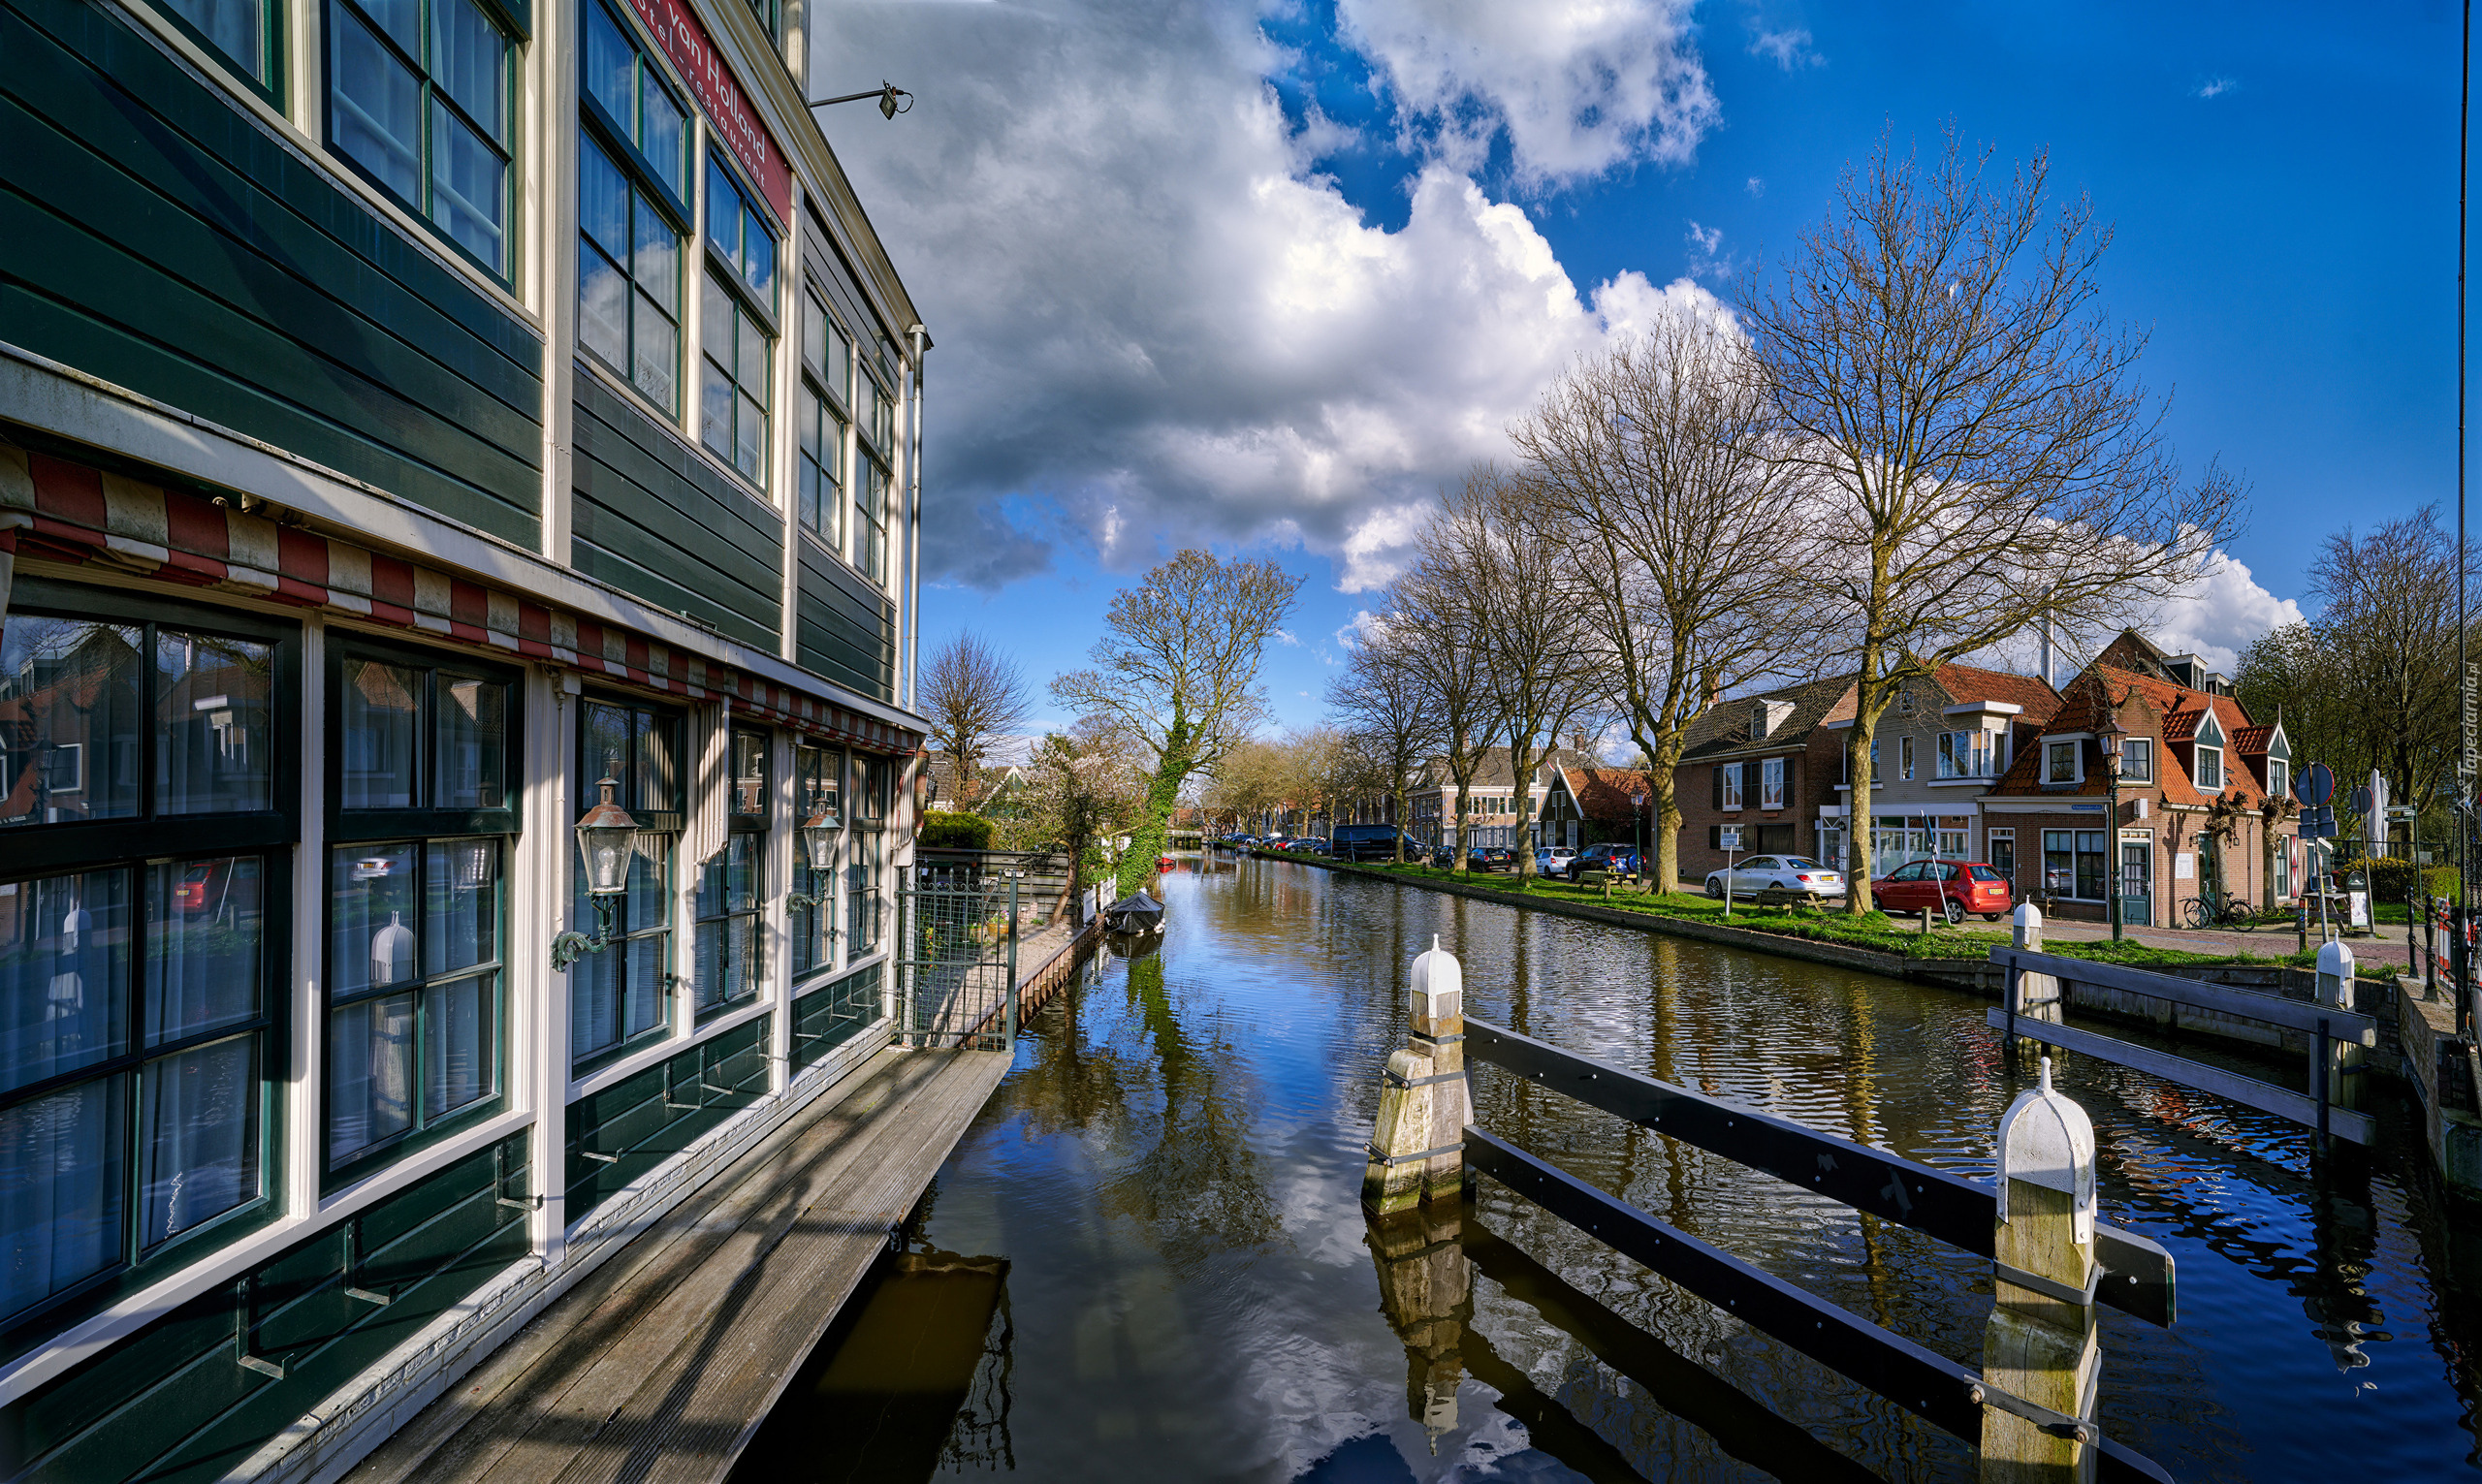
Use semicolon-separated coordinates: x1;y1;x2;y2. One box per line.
1;869;130;1095
329;993;415;1161
0;1077;124;1319
139;1036;257;1247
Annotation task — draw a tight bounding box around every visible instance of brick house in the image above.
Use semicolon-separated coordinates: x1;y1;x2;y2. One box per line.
1537;764;1654;851
1405;745;1599;849
1674;675;1858;882
1981;632;2297;927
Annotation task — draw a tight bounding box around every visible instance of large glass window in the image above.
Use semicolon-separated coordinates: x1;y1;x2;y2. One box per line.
157;0;280;90
328;644;516;1177
573;698;684;1066
0;581;294;1339
700;161;778;486
329;0;514;273
693;729;768;1017
579;0;688;410
797;293;850;546
790;742;842;982
2193;744;2223;792
855;371;893;584
2042;829;2108;900
845;755;887;955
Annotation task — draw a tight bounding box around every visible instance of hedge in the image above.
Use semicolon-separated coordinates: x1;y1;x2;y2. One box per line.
2361;857;2461;903
919;810;996;850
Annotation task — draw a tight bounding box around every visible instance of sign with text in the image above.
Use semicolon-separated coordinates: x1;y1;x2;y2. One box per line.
1719;829;1742;851
624;0;791;222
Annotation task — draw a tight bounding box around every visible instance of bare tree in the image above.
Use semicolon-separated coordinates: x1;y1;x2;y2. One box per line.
1325;616;1443;861
1435;467;1607;882
1201;737;1288;835
923;631;1034;810
1513;310;1811;892
1745;129;2244;912
1385;519;1502;876
1052;550;1301;895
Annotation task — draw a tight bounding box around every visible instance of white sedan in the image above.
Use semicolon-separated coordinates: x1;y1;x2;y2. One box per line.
1704;855;1847;902
1535;847;1578;875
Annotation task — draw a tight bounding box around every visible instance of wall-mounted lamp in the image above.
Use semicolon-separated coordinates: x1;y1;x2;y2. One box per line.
786;802;841;910
552;777;640;972
807;82;912;120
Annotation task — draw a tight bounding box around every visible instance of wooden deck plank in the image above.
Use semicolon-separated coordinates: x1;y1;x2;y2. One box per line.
345;1047;1010;1484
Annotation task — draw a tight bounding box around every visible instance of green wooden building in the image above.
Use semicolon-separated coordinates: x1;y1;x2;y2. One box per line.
0;0;934;1472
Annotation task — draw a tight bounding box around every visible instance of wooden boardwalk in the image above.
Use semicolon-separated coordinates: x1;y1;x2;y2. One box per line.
345;1047;1011;1484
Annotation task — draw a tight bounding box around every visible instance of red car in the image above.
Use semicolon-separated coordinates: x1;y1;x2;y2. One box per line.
1874;859;2014;924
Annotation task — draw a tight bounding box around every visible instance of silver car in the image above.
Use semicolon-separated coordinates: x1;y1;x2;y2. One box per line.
1704;854;1847;902
1535;847;1578;876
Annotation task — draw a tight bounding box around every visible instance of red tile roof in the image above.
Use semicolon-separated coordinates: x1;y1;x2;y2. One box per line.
1988;663;2269;810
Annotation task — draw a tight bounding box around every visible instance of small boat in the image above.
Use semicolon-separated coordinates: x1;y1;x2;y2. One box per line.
1100;890;1164;934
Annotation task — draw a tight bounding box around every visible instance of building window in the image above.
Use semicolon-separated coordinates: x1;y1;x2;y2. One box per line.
701;159;777;486
155;0;281;90
1936;829;1968;858
1937;730;1996;779
2267;757;2288;801
1720;764;1742;810
2045;741;2079;785
744;0;776;41
1988;829;2016;881
572;698;684;1067
846;755;888;955
2043;830;2108;900
790;742;843;982
326;644;516;1177
1899;735;1916;780
328;0;514;273
1761;757;1784;809
855;372;893;584
0;583;296;1337
579;0;687;410
692;729;767;1018
797;293;850;547
2193;744;2223;791
2120;738;2153;784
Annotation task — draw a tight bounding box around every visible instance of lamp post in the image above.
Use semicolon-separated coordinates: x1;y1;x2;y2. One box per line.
807;83;913;119
2098;706;2128;943
785;801;842;911
552;777;640;972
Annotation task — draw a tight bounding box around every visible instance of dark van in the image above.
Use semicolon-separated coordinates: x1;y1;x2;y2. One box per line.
1330;823;1415;862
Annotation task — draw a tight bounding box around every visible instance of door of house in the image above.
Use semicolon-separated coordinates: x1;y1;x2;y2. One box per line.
2118;838;2152;928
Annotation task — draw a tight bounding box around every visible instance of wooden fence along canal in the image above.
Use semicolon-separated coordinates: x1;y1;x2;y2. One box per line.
1364;937;2181;1481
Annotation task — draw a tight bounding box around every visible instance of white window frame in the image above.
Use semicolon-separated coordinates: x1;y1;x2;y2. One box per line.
2267;757;2288;801
1761;757;1785;809
2120;737;2153;784
1721;765;1743;811
2194;744;2223;791
2045;740;2081;785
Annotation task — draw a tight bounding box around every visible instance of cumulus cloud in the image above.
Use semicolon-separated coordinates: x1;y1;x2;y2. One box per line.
817;0;1726;593
1338;0;1719;184
2194;76;2239;99
1273;628;1302;647
2141;550;2304;673
1745;175;1765;196
1747;26;1820;70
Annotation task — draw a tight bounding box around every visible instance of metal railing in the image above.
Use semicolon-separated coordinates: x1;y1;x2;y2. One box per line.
895;872;1019;1052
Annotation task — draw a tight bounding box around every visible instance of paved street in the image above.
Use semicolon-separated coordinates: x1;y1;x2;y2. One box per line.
1964;911;2422;972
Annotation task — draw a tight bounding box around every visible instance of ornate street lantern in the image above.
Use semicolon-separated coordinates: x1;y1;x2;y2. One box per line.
552;777;638;971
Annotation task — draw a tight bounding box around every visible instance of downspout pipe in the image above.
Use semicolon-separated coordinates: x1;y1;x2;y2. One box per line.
907;323;927;713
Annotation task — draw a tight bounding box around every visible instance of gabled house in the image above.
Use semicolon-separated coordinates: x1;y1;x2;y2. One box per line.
1406;745;1599;850
1674;674;1858;877
1536;764;1653;851
1981;631;2295;926
1820;664;2062;880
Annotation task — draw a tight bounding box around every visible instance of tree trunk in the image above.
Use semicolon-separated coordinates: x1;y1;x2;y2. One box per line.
1846;688;1880;915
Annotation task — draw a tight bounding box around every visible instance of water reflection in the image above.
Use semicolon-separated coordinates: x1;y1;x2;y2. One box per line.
754;859;2482;1481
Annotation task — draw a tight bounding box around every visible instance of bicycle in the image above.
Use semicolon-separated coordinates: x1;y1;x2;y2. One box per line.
2183;892;2260;931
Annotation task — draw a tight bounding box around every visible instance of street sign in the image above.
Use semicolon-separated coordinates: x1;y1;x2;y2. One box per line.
1719;829;1742;851
2351;786;2373;816
2298;763;2335;807
2301;805;2338;838
2388;805;2419;820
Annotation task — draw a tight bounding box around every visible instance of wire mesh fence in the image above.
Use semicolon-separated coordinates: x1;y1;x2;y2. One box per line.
897;871;1020;1051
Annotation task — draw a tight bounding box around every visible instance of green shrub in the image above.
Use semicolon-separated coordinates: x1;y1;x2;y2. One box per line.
919;810;995;850
2363;857;2461;903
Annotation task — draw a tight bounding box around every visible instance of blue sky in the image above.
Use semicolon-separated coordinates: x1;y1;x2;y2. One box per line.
817;1;2466;741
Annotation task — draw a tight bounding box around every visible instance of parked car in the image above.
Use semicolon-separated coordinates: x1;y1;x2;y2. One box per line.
1427;845;1457;869
1565;842;1640;880
1467;846;1515;871
1535;846;1578;877
1872;859;2014;924
1293;837;1329;856
1331;823;1417;862
1702;854;1846;903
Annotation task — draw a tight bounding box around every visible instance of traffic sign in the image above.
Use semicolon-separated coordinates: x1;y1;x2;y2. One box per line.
2301;805;2338;838
2351;785;2373;816
2388;805;2419;820
2298;762;2335;807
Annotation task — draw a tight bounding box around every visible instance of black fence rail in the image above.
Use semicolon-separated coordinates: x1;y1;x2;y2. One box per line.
896;877;1019;1051
1989;948;2379;1146
1463;1016;2175;1483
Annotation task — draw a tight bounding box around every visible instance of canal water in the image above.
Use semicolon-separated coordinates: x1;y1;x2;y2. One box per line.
738;858;2482;1482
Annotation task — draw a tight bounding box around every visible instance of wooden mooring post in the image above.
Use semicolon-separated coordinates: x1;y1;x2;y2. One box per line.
1362;937;1468;1215
1982;1057;2102;1483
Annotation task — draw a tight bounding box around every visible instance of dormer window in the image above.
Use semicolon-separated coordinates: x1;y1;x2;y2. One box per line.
2194;744;2223;791
2046;740;2080;784
2267;757;2288;800
1750;701;1767;740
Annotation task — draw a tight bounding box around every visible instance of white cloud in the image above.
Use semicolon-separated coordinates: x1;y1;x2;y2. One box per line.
1337;0;1719;185
1273;627;1301;646
1685;219;1731;281
2194;76;2239;99
1745;175;1765;196
819;1;1729;593
2141;550;2304;674
1333;609;1382;648
1748;26;1820;70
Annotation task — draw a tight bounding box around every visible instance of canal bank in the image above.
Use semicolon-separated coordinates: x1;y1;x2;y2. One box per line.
743;858;2482;1482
